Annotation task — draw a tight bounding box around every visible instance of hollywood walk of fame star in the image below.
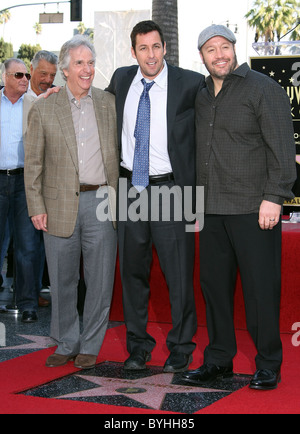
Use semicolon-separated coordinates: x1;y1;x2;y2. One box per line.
0;335;54;351
21;362;251;413
56;372;230;410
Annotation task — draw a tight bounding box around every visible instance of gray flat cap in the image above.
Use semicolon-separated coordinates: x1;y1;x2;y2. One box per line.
198;24;236;50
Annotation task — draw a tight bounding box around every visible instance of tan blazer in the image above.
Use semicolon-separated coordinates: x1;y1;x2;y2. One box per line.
24;86;119;237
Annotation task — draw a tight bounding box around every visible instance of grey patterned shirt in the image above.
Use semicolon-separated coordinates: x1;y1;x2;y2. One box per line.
195;63;296;215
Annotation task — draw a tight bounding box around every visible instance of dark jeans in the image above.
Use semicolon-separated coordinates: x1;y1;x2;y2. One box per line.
0;173;40;311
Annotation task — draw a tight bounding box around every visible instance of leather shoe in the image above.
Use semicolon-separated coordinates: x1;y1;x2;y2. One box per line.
124;350;151;371
249;369;281;390
182;363;233;385
46;353;76;368
39;296;50;307
74;354;97;370
163;352;193;373
21;311;38;323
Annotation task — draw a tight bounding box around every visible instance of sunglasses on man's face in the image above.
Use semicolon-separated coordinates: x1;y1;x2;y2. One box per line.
6;72;31;80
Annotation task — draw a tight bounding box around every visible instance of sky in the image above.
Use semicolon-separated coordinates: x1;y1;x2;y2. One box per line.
0;0;257;71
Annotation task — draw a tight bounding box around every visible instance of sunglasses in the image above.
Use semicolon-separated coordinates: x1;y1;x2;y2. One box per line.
6;72;31;80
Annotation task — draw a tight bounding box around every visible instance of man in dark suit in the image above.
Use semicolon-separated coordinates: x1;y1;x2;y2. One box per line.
107;20;205;373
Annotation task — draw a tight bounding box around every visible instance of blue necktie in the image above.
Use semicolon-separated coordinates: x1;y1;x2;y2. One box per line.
132;79;155;192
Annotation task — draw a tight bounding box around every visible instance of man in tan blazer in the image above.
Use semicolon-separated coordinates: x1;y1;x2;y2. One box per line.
0;58;40;323
25;35;119;370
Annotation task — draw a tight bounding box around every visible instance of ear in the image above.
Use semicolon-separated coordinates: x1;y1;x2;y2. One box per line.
131;46;137;60
199;50;204;64
163;42;167;56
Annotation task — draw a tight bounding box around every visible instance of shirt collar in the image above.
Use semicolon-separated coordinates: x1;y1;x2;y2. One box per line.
66;84;93;104
231;62;250;78
27;81;38;98
134;60;168;89
1;87;25;103
206;62;250;93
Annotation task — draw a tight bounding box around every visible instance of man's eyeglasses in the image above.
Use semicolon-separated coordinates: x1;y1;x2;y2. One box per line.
6;72;31;80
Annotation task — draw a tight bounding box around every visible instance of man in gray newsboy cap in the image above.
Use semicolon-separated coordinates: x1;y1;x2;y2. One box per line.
197;24;236;51
182;25;296;391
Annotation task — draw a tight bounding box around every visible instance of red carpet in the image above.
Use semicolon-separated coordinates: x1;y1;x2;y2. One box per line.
0;323;299;414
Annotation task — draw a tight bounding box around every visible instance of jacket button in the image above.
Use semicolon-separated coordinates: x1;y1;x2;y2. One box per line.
76;192;79;196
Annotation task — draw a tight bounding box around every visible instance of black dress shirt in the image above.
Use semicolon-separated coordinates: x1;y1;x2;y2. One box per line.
196;63;296;215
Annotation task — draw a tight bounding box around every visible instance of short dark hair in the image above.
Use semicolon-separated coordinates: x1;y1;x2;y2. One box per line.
131;20;165;52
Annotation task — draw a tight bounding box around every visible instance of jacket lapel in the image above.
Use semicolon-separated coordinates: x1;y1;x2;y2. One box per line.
92;88;107;159
55;87;79;173
166;64;181;149
117;68;137;149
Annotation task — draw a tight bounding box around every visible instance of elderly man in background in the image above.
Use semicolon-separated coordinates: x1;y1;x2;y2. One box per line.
0;51;58;303
25;36;119;370
0;58;40;323
29;50;58;308
28;50;58;98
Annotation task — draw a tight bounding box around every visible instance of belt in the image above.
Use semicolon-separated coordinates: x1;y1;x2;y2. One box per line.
80;183;107;192
0;168;24;176
120;167;174;185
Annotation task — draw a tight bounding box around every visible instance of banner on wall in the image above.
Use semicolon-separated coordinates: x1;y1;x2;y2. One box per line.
250;56;300;208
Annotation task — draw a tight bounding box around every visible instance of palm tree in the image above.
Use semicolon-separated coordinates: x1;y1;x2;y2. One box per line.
152;0;179;66
33;22;42;44
0;9;11;39
77;22;86;35
0;9;11;25
246;0;300;42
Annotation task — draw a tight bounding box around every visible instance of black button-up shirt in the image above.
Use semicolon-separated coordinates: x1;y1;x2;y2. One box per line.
196;63;296;215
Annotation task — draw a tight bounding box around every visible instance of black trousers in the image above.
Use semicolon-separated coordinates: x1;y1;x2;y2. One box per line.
118;178;197;355
200;214;282;372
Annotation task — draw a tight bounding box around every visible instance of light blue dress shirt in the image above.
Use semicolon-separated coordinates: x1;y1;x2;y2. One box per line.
0;89;25;170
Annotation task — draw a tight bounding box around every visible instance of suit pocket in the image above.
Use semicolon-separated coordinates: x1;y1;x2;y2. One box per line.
42;185;58;200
